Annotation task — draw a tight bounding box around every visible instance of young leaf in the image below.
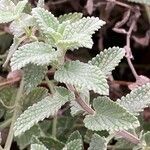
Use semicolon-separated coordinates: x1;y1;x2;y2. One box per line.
88;133;107;150
32;7;61;41
24;64;47;93
9;14;35;37
89;47;125;75
117;83;150;115
10;42;59;71
127;0;150;5
54;60;109;95
14;0;27;15
62;139;82;150
58;12;83;23
84;96;139;132
14;87;74;136
31;144;48;150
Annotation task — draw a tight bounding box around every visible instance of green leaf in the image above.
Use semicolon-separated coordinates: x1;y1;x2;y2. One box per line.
0;0;27;23
84;96;139;132
39;137;65;150
15;125;41;150
10;42;59;71
62;139;82;150
15;0;28;15
88;133;107;150
58;17;105;50
54;61;109;95
67;131;82;143
32;7;61;41
127;0;150;5
31;144;48;150
24;64;47;93
58;12;83;23
117;83;150;115
89;47;125;75
9;14;35;37
14;87;74;136
23;87;48;110
144;131;150;146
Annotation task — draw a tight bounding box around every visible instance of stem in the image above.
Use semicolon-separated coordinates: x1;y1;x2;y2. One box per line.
4;79;24;150
45;76;58;138
66;84;95;115
116;130;140;144
0;119;12;131
52;114;57;138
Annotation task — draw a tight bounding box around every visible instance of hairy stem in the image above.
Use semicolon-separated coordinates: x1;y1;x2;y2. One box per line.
4;79;24;150
116;130;140;144
66;84;95;115
0;119;12;131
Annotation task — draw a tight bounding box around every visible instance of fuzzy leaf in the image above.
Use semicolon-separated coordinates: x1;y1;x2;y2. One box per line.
15;125;41;150
10;42;59;71
54;60;109;95
24;64;47;93
144;131;150;146
0;0;27;23
23;87;48;110
14;0;27;15
9;14;35;37
32;7;61;41
84;96;139;132
67;131;82;143
62;139;82;150
127;0;150;5
117;83;150;115
31;144;48;150
58;12;83;23
89;47;125;75
88;133;107;150
14;87;74;136
58;17;105;50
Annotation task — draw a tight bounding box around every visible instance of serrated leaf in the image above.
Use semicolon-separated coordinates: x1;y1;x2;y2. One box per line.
67;131;82;143
84;96;139;132
54;61;109;95
117;83;150;115
89;47;125;75
70;88;90;116
0;0;27;23
9;14;35;37
62;139;82;150
32;7;61;41
31;144;48;150
15;0;27;15
24;64;47;93
39;137;65;150
10;42;59;71
58;17;105;50
23;87;48;110
58;12;83;23
127;0;150;5
14;87;74;136
15;125;41;150
88;133;107;150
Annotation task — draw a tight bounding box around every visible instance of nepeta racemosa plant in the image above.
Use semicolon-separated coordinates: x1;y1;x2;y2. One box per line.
0;0;150;150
